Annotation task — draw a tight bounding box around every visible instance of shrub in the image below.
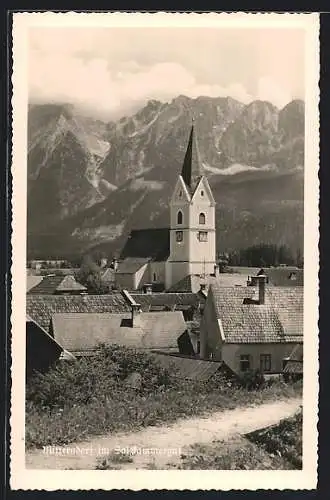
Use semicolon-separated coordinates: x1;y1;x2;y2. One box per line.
240;369;265;390
247;409;302;468
26;346;179;410
26;347;302;449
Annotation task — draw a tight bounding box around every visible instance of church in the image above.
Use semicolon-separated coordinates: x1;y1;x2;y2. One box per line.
114;123;218;292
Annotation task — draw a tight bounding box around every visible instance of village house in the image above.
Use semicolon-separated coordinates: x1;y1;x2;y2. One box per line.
26;291;195;364
49;308;191;358
200;275;303;376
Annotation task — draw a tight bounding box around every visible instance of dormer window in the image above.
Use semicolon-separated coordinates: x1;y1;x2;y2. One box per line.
199;213;206;225
177;211;183;225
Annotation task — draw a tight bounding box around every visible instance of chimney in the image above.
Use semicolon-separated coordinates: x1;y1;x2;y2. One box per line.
255;274;267;305
131;303;142;327
121;289;142;327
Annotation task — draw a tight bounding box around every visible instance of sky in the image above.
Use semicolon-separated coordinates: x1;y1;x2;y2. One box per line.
28;27;305;119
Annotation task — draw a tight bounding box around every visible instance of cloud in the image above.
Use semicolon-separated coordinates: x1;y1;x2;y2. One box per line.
257;76;293;108
28;27;300;118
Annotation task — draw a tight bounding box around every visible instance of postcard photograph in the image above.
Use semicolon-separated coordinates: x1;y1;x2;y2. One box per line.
10;12;319;490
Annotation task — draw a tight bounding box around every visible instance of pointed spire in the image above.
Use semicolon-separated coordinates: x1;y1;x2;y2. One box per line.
180;118;202;192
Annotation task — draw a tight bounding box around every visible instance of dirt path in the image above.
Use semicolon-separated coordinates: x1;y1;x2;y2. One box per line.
26;397;302;470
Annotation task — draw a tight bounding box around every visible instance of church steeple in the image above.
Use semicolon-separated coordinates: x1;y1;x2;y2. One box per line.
167;120;216;290
180;120;202;193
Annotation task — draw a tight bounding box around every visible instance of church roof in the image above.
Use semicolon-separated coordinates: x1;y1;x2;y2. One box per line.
181;124;203;193
119;228;170;262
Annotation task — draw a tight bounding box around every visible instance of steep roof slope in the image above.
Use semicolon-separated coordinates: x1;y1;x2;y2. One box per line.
51;311;186;354
210;285;303;343
26;294;130;332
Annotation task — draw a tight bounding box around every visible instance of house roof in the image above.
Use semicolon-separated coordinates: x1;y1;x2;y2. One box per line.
283;360;303;374
285;343;303;362
168;273;249;293
119;228;170;262
55;275;87;292
265;267;303;287
27;275;43;292
151;353;222;381
130;292;204;311
116;257;150;274
28;275;64;294
51;311;186;354
26;294;131;332
283;343;303;374
210;285;303;343
26;314;65;353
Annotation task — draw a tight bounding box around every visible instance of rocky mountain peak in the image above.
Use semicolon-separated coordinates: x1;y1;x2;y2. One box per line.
27;96;305;259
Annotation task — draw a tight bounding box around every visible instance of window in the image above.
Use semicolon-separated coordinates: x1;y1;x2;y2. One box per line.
178;189;183;198
153;272;157;281
201;190;204;197
177;211;183;225
176;231;183;242
198;231;208;242
260;354;271;372
199;212;206;224
240;354;251;372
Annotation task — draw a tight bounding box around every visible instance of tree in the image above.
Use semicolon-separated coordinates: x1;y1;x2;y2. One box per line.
75;254;108;294
227;243;295;268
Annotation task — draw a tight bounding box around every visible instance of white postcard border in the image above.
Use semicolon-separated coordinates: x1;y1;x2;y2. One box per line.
10;11;319;490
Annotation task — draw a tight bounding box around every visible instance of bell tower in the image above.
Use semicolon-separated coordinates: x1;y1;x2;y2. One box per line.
166;121;216;289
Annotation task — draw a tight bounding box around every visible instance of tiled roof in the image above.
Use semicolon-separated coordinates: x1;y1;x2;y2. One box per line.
28;275;64;294
265;287;304;338
283;360;303;374
151;353;222;381
51;311;186;354
283;342;303;374
131;292;204;311
55;275;87;292
119;228;170;262
210;285;303;343
26;294;131;332
168;273;249;293
116;257;150;274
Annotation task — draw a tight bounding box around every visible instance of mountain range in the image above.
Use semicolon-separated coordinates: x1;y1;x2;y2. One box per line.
27;95;304;260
